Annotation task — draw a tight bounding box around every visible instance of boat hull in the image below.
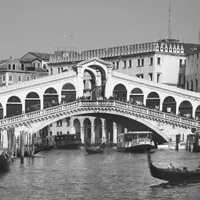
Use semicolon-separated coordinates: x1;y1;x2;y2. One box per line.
147;152;200;182
118;144;154;153
86;147;104;154
56;143;81;150
0;151;11;171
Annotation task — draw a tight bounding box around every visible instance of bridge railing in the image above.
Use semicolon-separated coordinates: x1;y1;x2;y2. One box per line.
0;100;199;129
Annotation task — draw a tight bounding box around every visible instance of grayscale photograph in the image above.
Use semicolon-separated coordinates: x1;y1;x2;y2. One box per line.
0;0;200;199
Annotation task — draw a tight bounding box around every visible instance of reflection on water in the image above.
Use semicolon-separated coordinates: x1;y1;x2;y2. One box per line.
0;148;200;200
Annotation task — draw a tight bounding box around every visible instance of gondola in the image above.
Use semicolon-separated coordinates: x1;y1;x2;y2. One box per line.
0;150;12;171
147;152;200;182
85;142;106;154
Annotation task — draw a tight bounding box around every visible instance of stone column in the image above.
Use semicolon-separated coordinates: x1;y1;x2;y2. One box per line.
91;124;95;144
113;122;118;144
77;66;84;98
101;119;106;142
80;126;85;144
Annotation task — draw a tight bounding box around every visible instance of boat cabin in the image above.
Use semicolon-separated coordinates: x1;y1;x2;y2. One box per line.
118;131;152;143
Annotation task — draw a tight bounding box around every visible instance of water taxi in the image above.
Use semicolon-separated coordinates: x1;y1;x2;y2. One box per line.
54;134;81;149
117;131;155;152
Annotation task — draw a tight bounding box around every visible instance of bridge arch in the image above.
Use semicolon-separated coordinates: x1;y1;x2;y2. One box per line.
179;100;193;118
0;103;3;119
146;92;160;109
113;84;127;101
94;117;102;143
61;83;76;103
83;118;91;144
25;92;41;113
129;88;144;105
43;87;58;108
195;105;200;120
162;96;176;114
6;96;22;117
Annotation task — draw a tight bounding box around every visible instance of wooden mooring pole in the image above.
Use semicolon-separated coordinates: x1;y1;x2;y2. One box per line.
31;134;35;157
20;131;25;164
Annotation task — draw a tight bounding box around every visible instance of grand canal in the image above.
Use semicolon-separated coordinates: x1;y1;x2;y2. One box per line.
0;148;200;200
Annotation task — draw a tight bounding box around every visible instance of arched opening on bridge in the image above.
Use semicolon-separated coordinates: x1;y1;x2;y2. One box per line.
84;118;91;144
6;96;22;117
83;71;95;99
179;100;193;118
74;119;81;135
106;119;114;143
94;118;102;143
129;88;144;105
162;96;176;114
113;84;127;101
0;103;3;119
61;83;76;103
86;64;107;100
146;92;160;109
195;105;200;120
25;92;40;113
43;87;58;108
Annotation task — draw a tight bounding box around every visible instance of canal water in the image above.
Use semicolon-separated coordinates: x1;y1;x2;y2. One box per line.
0;148;200;200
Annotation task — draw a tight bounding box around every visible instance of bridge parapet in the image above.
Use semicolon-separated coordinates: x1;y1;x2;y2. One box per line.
0;100;199;130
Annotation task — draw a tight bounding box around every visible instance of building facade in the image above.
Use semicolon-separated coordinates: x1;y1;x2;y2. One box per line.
185;47;200;92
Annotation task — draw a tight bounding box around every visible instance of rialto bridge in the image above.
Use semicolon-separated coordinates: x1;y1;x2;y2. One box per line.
0;57;200;148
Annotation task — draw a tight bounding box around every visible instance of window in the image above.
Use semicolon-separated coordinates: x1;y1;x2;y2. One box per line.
66;118;70;126
196;79;198;91
157;57;161;65
2;75;6;82
17;75;22;82
179;75;182;85
33;76;37;79
8;64;11;70
149;73;153;81
12;64;15;70
129;60;132;68
136;74;144;79
9;75;13;82
141;58;144;66
38;63;40;68
26;76;30;81
149;58;153;66
186;81;189;90
157;73;161;83
56;120;62;127
58;68;60;73
123;60;126;69
191;80;193;91
21;64;24;70
137;59;140;67
116;62;119;69
50;68;53;75
50;131;52;136
179;59;182;66
57;132;59;135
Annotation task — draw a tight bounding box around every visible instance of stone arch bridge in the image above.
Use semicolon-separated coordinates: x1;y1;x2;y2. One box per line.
0;100;199;148
0;57;200;147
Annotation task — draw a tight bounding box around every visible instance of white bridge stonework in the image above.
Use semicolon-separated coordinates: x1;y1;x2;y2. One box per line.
0;100;199;148
0;58;200;147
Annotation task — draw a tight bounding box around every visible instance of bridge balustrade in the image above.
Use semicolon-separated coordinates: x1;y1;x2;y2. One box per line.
0;100;199;129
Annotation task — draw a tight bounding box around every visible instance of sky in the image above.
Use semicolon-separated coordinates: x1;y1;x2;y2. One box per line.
0;0;200;59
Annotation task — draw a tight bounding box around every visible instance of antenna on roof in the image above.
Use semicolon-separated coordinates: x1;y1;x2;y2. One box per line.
168;3;172;39
198;25;200;44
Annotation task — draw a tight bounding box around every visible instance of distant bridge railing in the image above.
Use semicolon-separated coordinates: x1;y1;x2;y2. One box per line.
0;100;199;129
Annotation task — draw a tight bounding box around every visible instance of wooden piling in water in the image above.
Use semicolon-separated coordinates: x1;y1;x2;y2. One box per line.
31;134;35;157
20;131;25;164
